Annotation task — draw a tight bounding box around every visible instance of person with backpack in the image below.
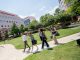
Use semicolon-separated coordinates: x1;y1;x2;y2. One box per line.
29;32;38;52
50;26;59;44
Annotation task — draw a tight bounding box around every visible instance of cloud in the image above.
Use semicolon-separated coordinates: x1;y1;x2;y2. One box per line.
48;6;59;15
19;15;26;18
30;13;40;20
19;13;39;20
30;13;39;20
29;13;36;17
40;6;46;11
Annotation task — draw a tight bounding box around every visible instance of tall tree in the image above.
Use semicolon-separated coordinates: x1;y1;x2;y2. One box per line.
54;8;60;15
20;24;25;33
65;0;80;23
10;23;20;37
65;0;80;15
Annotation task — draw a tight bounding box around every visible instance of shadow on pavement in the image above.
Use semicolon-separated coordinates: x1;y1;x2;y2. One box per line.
48;48;53;50
0;46;4;48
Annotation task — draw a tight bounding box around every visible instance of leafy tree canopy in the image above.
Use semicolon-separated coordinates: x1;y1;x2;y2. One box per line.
40;14;54;27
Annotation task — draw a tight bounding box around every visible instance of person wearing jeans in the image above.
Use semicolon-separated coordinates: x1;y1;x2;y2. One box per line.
39;28;49;49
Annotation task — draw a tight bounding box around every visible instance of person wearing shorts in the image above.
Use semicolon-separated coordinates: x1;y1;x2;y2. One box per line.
29;32;38;52
51;27;59;44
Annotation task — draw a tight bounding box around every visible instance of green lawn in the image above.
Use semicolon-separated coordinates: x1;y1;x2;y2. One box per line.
24;41;80;60
0;26;80;49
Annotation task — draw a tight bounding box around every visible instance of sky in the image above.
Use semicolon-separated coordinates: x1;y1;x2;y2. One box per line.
0;0;59;20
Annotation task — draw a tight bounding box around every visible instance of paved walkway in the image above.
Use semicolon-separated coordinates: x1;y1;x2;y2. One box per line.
0;32;80;60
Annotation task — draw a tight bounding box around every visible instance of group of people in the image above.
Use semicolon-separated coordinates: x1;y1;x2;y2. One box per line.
22;27;59;53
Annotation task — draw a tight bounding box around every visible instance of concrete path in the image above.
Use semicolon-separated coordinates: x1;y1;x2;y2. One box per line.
0;44;31;60
0;32;80;60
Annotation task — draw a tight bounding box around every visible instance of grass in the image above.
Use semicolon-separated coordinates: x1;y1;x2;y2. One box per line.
0;26;80;49
24;41;80;60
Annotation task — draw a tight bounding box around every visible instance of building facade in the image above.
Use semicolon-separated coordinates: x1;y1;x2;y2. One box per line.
0;10;29;39
23;16;36;27
24;19;30;26
0;10;35;38
58;0;71;11
25;16;36;22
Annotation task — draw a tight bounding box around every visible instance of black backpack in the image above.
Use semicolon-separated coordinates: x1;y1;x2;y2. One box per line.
76;39;80;45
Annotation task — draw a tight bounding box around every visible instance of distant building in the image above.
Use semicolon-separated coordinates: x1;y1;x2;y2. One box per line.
23;18;30;26
25;16;36;22
58;0;71;11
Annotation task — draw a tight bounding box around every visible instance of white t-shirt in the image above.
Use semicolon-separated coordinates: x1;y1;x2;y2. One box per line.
22;35;27;41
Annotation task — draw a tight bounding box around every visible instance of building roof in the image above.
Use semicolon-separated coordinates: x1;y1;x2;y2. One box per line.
0;10;19;17
25;16;36;20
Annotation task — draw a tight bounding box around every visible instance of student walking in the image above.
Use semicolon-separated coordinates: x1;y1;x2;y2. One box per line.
39;28;49;49
29;32;38;52
22;32;30;52
51;26;59;44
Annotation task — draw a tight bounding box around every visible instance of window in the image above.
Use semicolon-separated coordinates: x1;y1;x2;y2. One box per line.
5;25;6;27
1;25;3;27
7;21;8;22
8;25;9;27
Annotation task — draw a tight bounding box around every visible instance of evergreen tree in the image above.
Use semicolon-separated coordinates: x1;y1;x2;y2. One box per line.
10;23;20;37
20;24;25;33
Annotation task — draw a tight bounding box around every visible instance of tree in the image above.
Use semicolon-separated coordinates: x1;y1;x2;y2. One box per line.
54;8;60;15
28;20;39;30
40;14;55;27
64;0;76;4
54;11;71;28
24;27;28;31
10;23;20;37
35;23;43;29
65;0;80;15
20;24;25;33
5;31;8;39
65;0;80;23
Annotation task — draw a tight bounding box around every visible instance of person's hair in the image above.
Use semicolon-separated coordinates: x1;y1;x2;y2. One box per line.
39;28;44;32
51;26;56;31
29;32;32;35
22;32;25;35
